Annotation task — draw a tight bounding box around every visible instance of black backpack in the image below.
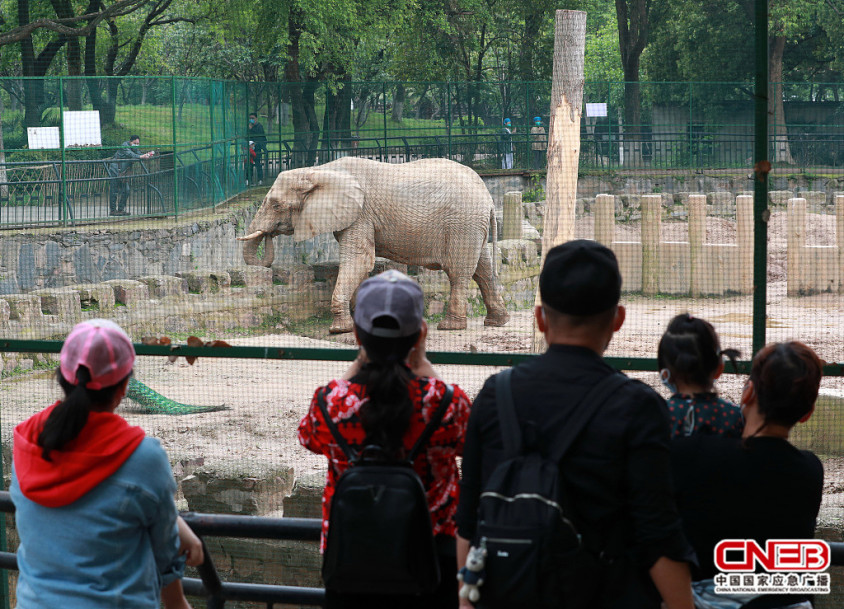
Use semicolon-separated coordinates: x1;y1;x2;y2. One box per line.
474;368;629;608
318;384;454;596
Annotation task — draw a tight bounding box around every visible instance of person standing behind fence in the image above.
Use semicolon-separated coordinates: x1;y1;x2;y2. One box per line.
671;341;823;609
248;113;267;185
10;319;202;609
455;240;695;609
530;117;547;169
498;118;514;170
107;135;154;217
657;313;743;439
298;270;471;609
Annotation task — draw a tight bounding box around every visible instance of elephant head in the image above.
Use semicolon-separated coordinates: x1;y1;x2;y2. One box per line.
238;166;365;267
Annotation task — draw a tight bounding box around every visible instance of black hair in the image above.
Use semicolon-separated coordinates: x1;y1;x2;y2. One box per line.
129;135;140;142
657;313;739;391
37;366;129;461
248;113;257;118
354;317;421;457
750;342;822;429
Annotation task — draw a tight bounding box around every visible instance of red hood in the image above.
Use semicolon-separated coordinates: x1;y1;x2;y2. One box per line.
13;402;145;507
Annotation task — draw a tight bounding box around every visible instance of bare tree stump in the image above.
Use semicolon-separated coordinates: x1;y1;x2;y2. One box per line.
533;9;586;352
787;197;806;297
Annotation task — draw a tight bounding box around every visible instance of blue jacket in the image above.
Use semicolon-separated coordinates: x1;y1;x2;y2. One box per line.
11;436;185;609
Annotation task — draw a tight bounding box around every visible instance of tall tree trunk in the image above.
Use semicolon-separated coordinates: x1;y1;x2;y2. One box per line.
534;10;586;351
616;0;649;167
65;38;83;110
769;35;794;164
518;11;543;82
285;10;319;168
392;83;405;123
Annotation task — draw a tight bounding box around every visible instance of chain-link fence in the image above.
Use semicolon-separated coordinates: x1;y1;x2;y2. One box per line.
3;72;844;607
3;77;844;228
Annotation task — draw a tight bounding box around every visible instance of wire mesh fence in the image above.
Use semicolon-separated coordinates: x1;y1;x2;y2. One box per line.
2;73;844;608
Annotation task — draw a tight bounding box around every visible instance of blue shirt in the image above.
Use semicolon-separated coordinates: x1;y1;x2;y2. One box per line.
11;437;185;609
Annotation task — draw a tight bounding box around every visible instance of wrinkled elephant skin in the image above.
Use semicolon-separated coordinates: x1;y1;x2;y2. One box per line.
240;157;509;334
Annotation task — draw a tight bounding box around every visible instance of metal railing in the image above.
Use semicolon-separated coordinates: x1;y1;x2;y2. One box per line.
0;491;324;608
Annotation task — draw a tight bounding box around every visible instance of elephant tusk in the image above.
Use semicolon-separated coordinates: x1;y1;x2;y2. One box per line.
237;230;265;241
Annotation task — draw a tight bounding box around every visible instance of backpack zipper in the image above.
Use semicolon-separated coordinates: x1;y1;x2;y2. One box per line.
480;491;563;513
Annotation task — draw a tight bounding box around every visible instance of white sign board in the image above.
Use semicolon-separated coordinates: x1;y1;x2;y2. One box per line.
63;110;102;147
27;127;60;149
586;103;608;118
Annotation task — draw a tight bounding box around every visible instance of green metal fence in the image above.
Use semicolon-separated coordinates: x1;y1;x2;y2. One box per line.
3;77;844;228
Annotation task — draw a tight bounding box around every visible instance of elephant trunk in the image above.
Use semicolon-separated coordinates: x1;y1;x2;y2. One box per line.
241;232;275;267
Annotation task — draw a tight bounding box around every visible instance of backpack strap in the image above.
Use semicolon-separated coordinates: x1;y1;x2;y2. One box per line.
495;368;522;457
407;384;455;462
316;387;359;462
548;372;630;464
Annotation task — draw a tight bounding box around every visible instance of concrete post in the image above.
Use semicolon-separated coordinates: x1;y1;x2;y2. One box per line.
736;195;754;295
502;191;524;240
641;194;661;296
787;197;806;297
837;194;844;294
688;194;706;297
594;194;615;246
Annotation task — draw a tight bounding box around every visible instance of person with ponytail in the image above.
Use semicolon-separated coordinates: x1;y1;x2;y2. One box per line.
11;319;202;609
657;313;743;438
671;342;824;609
298;270;472;609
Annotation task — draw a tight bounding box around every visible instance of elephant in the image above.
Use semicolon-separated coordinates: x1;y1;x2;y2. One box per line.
238;157;510;334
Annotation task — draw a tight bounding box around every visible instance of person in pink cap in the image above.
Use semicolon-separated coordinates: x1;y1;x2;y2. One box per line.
10;319;202;609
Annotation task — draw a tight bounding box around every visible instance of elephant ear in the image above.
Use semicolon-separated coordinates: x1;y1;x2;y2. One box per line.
293;169;364;242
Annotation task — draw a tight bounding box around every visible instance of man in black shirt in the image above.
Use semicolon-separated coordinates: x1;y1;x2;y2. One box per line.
456;240;695;609
248;113;267;185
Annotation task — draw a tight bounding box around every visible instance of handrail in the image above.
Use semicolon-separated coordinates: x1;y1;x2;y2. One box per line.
0;491;325;608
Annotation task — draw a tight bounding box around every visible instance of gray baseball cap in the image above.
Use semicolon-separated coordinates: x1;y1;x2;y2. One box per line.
354;270;424;338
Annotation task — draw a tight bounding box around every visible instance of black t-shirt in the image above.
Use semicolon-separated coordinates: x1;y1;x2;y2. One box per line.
671;435;823;580
456;344;694;608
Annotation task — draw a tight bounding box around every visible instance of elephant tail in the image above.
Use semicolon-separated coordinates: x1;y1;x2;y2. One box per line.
490;206;499;278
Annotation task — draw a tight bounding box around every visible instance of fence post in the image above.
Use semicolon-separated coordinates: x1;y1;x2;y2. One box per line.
736;194;754;294
787;197;806;297
688;194;706;297
594;194;615;246
382;82;388;158
59;76;67;225
209;79;216;204
837;194;844;294
502;191;523;240
171;76;179;219
641;194;661;296
446;82;452;160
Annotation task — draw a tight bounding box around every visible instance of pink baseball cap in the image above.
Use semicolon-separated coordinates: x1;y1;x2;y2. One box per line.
60;319;135;390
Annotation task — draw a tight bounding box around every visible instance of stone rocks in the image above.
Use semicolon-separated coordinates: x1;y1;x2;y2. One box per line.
138;275;189;298
70;284;116;312
104;279;149;305
3;294;41;321
33;289;81;318
228;267;273;288
176;270;231;294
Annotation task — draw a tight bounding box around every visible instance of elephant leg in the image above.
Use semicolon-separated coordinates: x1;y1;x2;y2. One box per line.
438;270;470;330
330;228;375;334
474;246;510;327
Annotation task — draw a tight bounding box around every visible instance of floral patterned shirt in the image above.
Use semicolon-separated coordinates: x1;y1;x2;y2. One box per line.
298;376;471;551
667;392;744;439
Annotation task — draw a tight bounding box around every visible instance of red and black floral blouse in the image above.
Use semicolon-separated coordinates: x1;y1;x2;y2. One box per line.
298;376;471;551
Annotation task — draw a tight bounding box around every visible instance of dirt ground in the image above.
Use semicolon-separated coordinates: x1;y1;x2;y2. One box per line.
2;209;843;527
